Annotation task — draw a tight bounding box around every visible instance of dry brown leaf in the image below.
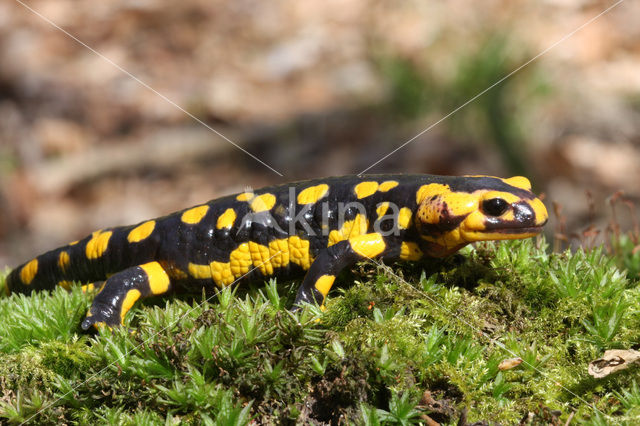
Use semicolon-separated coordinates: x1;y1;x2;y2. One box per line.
588;349;640;378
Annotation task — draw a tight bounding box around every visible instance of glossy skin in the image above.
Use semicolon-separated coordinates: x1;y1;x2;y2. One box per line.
6;174;548;329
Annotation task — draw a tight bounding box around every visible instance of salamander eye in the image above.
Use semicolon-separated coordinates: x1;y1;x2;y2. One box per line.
482;198;509;217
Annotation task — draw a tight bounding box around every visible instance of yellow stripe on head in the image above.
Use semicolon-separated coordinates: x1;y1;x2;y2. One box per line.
503;176;531;190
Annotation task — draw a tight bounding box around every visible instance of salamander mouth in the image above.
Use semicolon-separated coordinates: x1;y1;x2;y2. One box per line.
461;225;545;242
478;213;548;235
486;225;545;235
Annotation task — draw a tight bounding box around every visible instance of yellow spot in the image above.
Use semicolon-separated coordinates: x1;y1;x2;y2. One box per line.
297;184;329;205
250;193;276;212
228;242;252;282
378;181;399;192
416;183;449;204
128;220;156;243
236;192;254;202
399;242;423;261
86;230;113;259
120;289;141;324
376;202;390;218
504;176;531;190
209;260;234;286
349;233;386;258
181;205;209;224
329;214;369;246
69;240;79;246
287;236;312;270
58;251;70;272
314;275;336;297
249;241;272;275
20;258;38;285
354;181;379;199
188;263;212;280
81;283;96;293
58;280;73;290
140;262;171;295
398;207;413;229
216;208;237;229
268;238;290;271
83;281;106;294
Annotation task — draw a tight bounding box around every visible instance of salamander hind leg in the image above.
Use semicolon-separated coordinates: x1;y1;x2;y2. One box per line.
293;233;387;309
81;261;172;330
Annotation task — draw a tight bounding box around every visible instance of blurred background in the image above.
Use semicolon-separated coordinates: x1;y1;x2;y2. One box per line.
1;0;640;267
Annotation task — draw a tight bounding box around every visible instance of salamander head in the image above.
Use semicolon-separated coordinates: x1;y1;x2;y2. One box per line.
415;175;548;257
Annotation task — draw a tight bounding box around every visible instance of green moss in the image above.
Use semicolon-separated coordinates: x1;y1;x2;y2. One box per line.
0;285;91;353
0;348;57;392
611;234;640;282
3;238;640;423
0;267;8;297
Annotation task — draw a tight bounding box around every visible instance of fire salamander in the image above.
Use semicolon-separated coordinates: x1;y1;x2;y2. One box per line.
6;174;548;329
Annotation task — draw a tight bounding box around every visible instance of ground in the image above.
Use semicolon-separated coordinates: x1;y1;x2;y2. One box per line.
2;237;640;424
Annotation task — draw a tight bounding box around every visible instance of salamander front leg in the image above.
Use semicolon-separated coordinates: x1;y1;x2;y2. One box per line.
293;233;387;309
81;261;172;330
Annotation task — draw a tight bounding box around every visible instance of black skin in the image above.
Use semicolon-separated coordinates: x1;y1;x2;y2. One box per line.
5;174;543;328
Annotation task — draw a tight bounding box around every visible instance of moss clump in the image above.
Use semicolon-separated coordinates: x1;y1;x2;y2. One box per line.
2;238;640;423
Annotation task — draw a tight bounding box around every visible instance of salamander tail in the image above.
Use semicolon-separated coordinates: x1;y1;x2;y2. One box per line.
5;243;90;295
